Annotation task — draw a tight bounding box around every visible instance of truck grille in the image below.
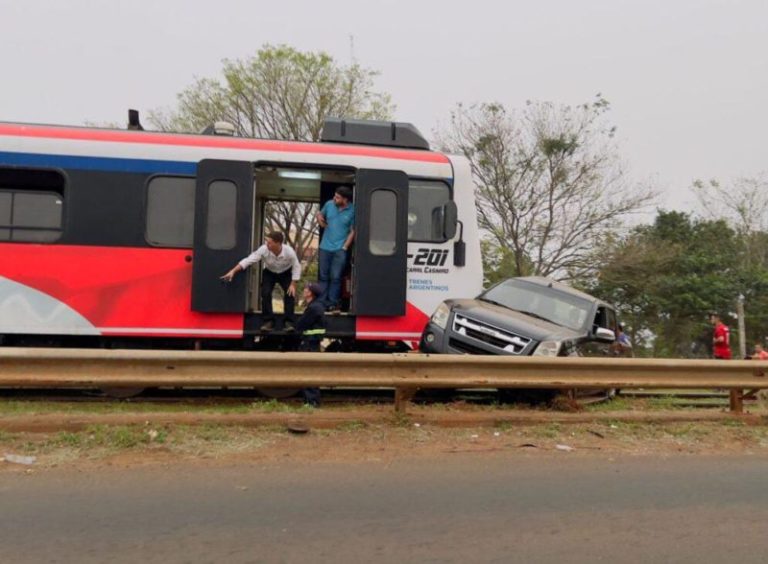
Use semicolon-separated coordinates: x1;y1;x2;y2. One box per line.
451;313;532;354
448;338;488;355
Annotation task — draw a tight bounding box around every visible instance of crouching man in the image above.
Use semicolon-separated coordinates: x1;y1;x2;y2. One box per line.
296;282;327;406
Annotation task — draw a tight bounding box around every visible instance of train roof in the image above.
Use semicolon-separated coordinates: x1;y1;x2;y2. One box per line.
0;119;450;165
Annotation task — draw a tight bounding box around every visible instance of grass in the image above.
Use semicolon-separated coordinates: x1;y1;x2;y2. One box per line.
3;392;768;466
1;423;279;459
585;393;733;412
598;420;662;438
337;420;368;432
0;400;253;416
531;423;562;439
251;399;315;413
664;423;706;439
586;396;636;412
720;418;747;428
4;417;768;468
44;425;166;451
0;398;324;417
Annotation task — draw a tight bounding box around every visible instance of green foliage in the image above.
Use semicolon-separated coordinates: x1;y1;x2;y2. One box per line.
481;239;535;287
538;135;578;158
150;44;394;141
587;210;768;358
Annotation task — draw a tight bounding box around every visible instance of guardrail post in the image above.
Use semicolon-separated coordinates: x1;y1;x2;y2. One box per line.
394;387;416;414
729;389;744;413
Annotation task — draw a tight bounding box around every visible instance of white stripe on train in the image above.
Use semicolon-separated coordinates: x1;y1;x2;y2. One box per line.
2;137;453;178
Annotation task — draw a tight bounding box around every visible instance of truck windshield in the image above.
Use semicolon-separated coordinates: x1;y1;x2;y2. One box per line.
479;279;592;331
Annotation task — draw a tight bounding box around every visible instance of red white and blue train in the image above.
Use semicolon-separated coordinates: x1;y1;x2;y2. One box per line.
0;115;482;350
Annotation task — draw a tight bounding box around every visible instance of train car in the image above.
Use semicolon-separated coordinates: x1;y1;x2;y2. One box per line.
0;115;483;351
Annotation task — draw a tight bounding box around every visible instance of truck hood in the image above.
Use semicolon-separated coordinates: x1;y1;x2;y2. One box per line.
447;298;584;342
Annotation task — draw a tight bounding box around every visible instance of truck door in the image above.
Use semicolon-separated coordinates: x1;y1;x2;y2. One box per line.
353;169;409;316
191;160;254;312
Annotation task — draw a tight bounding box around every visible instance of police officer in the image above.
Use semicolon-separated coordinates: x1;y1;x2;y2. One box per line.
296;282;326;406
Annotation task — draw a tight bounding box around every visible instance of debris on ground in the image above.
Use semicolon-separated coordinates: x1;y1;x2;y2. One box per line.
555;444;574;452
286;423;310;434
3;454;37;465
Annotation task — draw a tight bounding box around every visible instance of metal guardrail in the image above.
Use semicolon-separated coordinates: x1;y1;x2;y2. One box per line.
1;348;767;412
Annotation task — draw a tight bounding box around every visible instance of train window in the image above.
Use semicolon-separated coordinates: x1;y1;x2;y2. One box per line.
0;191;63;243
146;176;195;247
14;192;62;228
0;168;65;243
206;180;237;250
0;192;10;224
408;180;451;242
369;189;397;256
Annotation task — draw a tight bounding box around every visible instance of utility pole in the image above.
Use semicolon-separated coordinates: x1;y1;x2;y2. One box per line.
737;294;746;359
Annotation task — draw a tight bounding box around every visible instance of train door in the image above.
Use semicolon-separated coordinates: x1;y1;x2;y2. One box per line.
191;160;255;312
352;169;409;316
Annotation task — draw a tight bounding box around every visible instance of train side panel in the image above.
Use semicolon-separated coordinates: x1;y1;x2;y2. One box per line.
0;244;241;337
0;122;481;343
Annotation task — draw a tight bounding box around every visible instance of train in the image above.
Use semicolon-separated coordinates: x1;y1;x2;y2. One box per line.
0;115;483;351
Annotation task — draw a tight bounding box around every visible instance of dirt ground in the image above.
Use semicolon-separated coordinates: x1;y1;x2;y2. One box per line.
3;401;768;473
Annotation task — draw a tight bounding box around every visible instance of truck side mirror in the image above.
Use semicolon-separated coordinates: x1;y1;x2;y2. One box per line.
593;327;615;343
442;201;458;240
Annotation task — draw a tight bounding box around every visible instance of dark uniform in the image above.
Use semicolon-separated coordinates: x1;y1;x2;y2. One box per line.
296;298;326;405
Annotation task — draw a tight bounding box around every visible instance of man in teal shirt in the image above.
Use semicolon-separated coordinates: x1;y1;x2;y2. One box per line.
316;186;355;311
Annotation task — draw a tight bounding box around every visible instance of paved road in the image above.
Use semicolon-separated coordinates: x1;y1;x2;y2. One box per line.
2;454;768;563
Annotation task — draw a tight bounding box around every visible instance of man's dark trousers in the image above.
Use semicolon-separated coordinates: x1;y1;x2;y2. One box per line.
261;269;295;322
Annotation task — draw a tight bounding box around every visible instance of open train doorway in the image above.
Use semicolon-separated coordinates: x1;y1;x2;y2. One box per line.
248;165;356;326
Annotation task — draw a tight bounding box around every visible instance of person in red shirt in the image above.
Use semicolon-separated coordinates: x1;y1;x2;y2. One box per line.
709;313;732;360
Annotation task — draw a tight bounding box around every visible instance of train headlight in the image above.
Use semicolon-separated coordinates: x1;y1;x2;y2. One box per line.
430;303;451;330
533;340;562;357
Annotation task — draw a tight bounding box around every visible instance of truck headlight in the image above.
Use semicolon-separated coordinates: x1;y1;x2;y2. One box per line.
430;303;451;330
533;340;562;357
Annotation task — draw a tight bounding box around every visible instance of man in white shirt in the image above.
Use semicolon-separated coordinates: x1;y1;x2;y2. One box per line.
220;231;302;332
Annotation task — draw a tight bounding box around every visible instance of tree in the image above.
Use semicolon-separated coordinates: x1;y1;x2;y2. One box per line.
439;95;655;282
694;173;768;270
693;173;768;350
694;173;768;235
481;239;535;287
585;210;768;358
149;44;394;260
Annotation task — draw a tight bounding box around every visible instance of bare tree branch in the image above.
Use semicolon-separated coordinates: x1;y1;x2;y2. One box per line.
438;96;656;282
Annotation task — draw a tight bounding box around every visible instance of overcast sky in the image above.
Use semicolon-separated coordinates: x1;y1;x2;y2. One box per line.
2;0;766;211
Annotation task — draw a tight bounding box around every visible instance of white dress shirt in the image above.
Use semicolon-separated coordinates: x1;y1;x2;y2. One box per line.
238;244;302;280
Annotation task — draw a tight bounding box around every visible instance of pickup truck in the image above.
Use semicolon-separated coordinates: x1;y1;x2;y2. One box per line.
420;276;617;358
